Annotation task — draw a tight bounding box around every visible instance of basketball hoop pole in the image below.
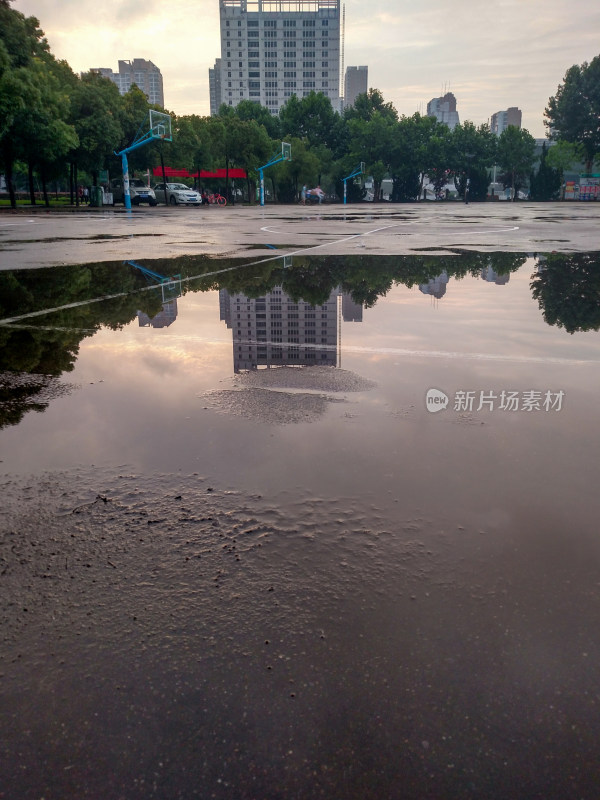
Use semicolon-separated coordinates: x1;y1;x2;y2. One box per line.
115;111;172;210
257;143;291;207
116;136;158;210
342;163;364;205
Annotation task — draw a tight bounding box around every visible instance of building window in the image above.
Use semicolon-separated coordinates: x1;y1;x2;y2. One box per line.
264;20;277;27
249;61;259;67
249;71;260;77
265;70;277;77
283;19;296;27
248;51;260;58
265;60;277;67
284;71;296;77
284;81;296;88
284;61;296;68
303;51;315;58
303;71;315;78
303;19;315;27
247;20;259;27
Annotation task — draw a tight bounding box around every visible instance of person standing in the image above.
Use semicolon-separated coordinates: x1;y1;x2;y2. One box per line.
301;184;307;205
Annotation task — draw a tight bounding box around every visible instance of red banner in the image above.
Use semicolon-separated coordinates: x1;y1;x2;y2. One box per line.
152;167;247;179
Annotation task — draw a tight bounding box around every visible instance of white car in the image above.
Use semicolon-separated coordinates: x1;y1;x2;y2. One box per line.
110;177;157;206
153;182;202;206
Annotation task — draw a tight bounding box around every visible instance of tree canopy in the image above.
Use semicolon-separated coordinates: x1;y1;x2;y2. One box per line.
545;56;600;172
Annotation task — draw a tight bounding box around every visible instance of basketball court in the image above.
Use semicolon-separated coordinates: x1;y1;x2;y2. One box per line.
0;202;599;271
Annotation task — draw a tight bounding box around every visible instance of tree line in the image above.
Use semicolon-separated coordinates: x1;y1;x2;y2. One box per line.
1;0;598;208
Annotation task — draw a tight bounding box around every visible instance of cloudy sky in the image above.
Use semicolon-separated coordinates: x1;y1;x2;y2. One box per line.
12;0;600;137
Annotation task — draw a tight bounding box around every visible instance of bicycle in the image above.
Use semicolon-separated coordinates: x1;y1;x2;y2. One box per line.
207;192;227;206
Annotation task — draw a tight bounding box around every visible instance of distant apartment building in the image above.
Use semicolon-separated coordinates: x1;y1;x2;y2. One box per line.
419;271;449;300
137;300;178;328
344;65;368;108
426;91;459;130
92;59;164;107
491;107;522;135
209;58;223;115
211;0;341;116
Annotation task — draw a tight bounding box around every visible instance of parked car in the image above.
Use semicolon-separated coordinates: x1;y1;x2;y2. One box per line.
153;183;202;206
110;178;157;206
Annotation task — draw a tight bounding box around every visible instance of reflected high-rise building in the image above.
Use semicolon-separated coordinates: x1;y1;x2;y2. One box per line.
481;266;510;285
342;293;363;321
137;299;178;328
220;287;362;372
419;271;449;299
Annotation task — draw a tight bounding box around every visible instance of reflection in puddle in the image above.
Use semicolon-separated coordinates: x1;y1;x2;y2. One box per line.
1;250;600;798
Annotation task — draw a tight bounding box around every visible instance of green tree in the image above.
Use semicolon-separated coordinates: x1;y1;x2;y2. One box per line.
448;121;496;200
70;72;123;187
545;56;600;172
0;0;52;207
347;111;395;200
231;99;281;139
344;88;398;123
279;91;342;151
529;142;561;201
497;125;536;200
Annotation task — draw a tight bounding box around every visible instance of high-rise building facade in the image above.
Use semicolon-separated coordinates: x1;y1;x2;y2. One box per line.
344;65;368;108
490;107;522;135
212;0;341;116
209;58;223;114
91;59;164;107
426;91;459;130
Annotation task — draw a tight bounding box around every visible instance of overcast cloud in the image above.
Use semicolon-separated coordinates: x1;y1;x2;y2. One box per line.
12;0;600;136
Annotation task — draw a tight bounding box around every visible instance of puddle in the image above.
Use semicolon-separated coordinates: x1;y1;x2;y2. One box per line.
1;250;600;799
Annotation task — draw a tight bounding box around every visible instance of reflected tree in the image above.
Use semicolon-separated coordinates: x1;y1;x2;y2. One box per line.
531;253;600;333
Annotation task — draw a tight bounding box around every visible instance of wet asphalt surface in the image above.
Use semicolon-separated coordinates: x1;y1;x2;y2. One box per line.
1;201;600;268
1;206;600;799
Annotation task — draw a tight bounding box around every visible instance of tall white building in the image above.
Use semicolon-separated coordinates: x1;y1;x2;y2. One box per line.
344;65;368;108
426;91;459;130
92;59;164;107
212;0;341;115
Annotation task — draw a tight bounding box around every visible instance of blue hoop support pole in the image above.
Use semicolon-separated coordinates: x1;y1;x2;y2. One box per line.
257;151;289;207
116;132;162;212
342;166;364;205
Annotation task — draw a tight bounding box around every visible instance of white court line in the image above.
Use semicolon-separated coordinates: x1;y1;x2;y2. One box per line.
261;223;519;236
0;220;42;226
0;220;518;326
